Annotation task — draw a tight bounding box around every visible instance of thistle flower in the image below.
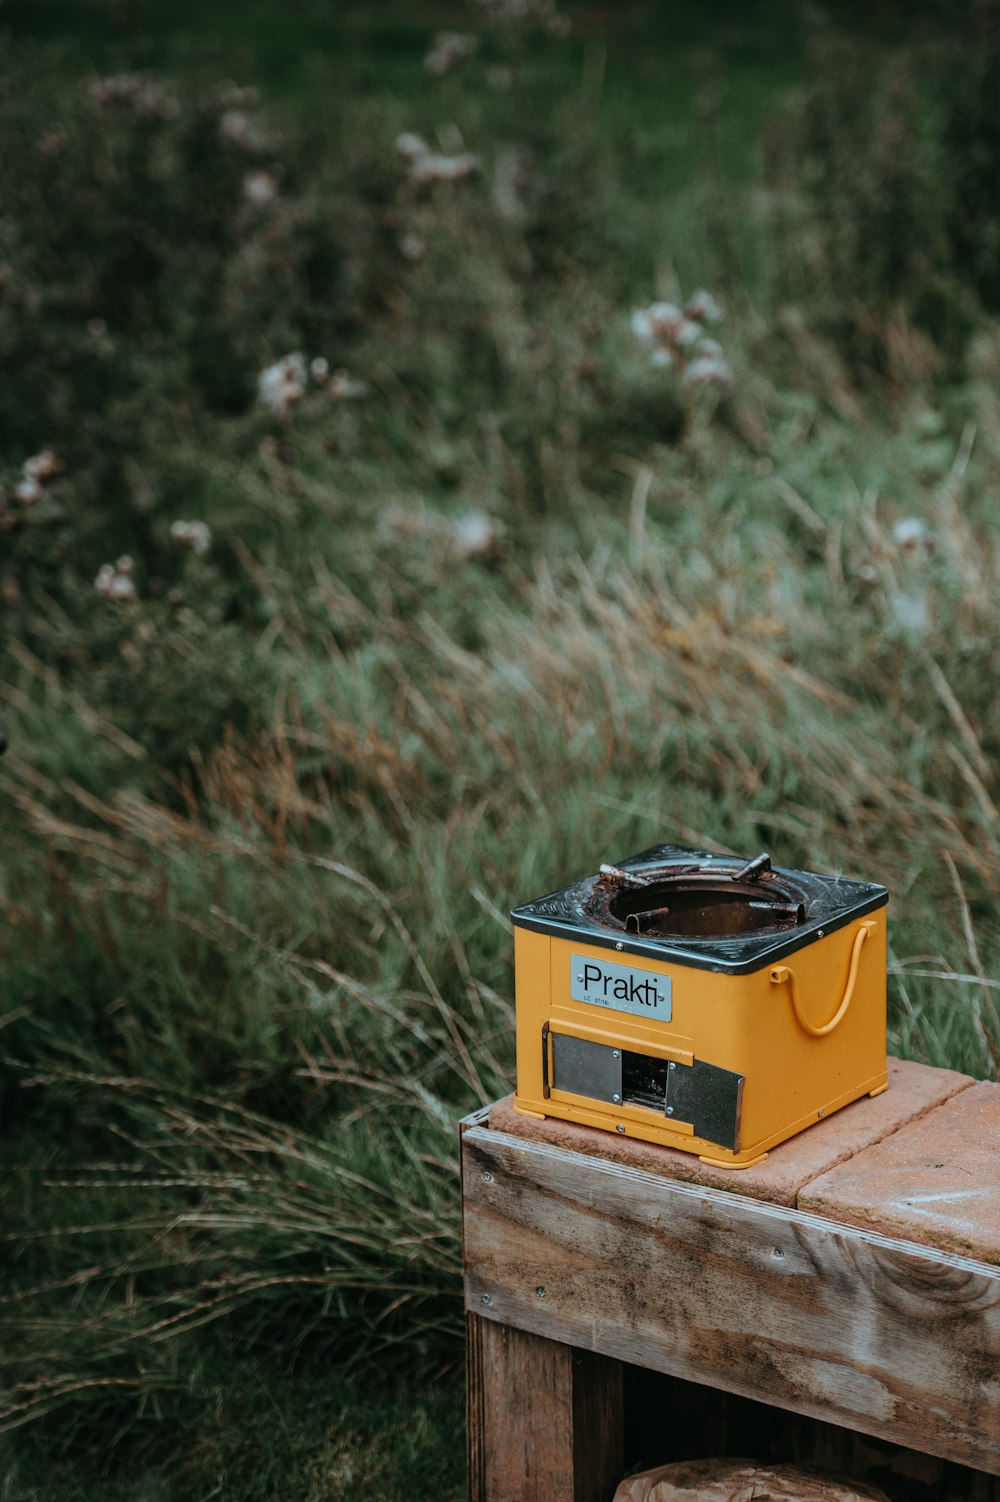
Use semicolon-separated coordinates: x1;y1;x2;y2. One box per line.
258;353;307;412
424;32;479;76
170;520;212;556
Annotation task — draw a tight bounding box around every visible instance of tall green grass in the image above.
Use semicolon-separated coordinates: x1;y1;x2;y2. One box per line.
2;2;1000;1494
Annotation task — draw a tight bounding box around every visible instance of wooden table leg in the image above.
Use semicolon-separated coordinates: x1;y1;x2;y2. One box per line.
467;1313;624;1502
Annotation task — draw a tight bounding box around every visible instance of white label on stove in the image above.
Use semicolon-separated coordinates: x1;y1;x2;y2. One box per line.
570;954;672;1021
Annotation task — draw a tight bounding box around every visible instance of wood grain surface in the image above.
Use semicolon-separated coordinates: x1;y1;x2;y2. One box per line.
462;1126;1000;1477
466;1312;623;1502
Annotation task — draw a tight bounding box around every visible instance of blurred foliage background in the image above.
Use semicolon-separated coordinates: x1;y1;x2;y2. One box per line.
3;1;1000;1497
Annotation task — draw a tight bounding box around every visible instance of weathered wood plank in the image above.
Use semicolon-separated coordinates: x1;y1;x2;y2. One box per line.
466;1312;624;1502
462;1126;1000;1477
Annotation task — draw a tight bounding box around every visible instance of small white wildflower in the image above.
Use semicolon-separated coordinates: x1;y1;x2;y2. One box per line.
87;73;178;118
258;352;307;412
395;132;430;161
694;338;724;360
13;476;42;506
22;450;61;484
170;520;212;556
399;231;426;261
452;511;501;560
424;32;479;76
684;353;734;388
116;555;134;578
651;348;674;368
632;302;682;343
219;109;257;148
243;169;278;204
329;368;368;401
676;318;703;347
310;356;330;385
409;151;479;186
631;309;654;341
95;562;136;601
889;590;932;637
685;289;723;323
892;516;934;554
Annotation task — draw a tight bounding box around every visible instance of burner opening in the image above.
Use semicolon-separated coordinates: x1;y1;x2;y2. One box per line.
605;874;806;939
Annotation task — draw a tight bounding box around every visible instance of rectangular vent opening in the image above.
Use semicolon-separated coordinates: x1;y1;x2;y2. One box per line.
622;1052;669;1111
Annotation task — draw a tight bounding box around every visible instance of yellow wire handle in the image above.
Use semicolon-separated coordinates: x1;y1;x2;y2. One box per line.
770;921;876;1039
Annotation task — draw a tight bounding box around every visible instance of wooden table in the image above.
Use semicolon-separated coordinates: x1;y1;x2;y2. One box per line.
461;1060;1000;1502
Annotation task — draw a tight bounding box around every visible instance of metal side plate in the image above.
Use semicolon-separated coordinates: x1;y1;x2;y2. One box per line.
548;1031;743;1151
665;1057;744;1153
551;1032;622;1104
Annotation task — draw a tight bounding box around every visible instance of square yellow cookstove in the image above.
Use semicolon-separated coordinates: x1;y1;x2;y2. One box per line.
511;845;888;1168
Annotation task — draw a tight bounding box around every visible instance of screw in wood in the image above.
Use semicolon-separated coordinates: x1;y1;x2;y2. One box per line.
482;1171;493;1182
481;1293;492;1305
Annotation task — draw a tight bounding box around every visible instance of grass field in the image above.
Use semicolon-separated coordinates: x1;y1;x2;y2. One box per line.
2;1;1000;1496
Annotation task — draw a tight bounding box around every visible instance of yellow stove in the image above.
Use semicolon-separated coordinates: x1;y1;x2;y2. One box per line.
511;845;888;1168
